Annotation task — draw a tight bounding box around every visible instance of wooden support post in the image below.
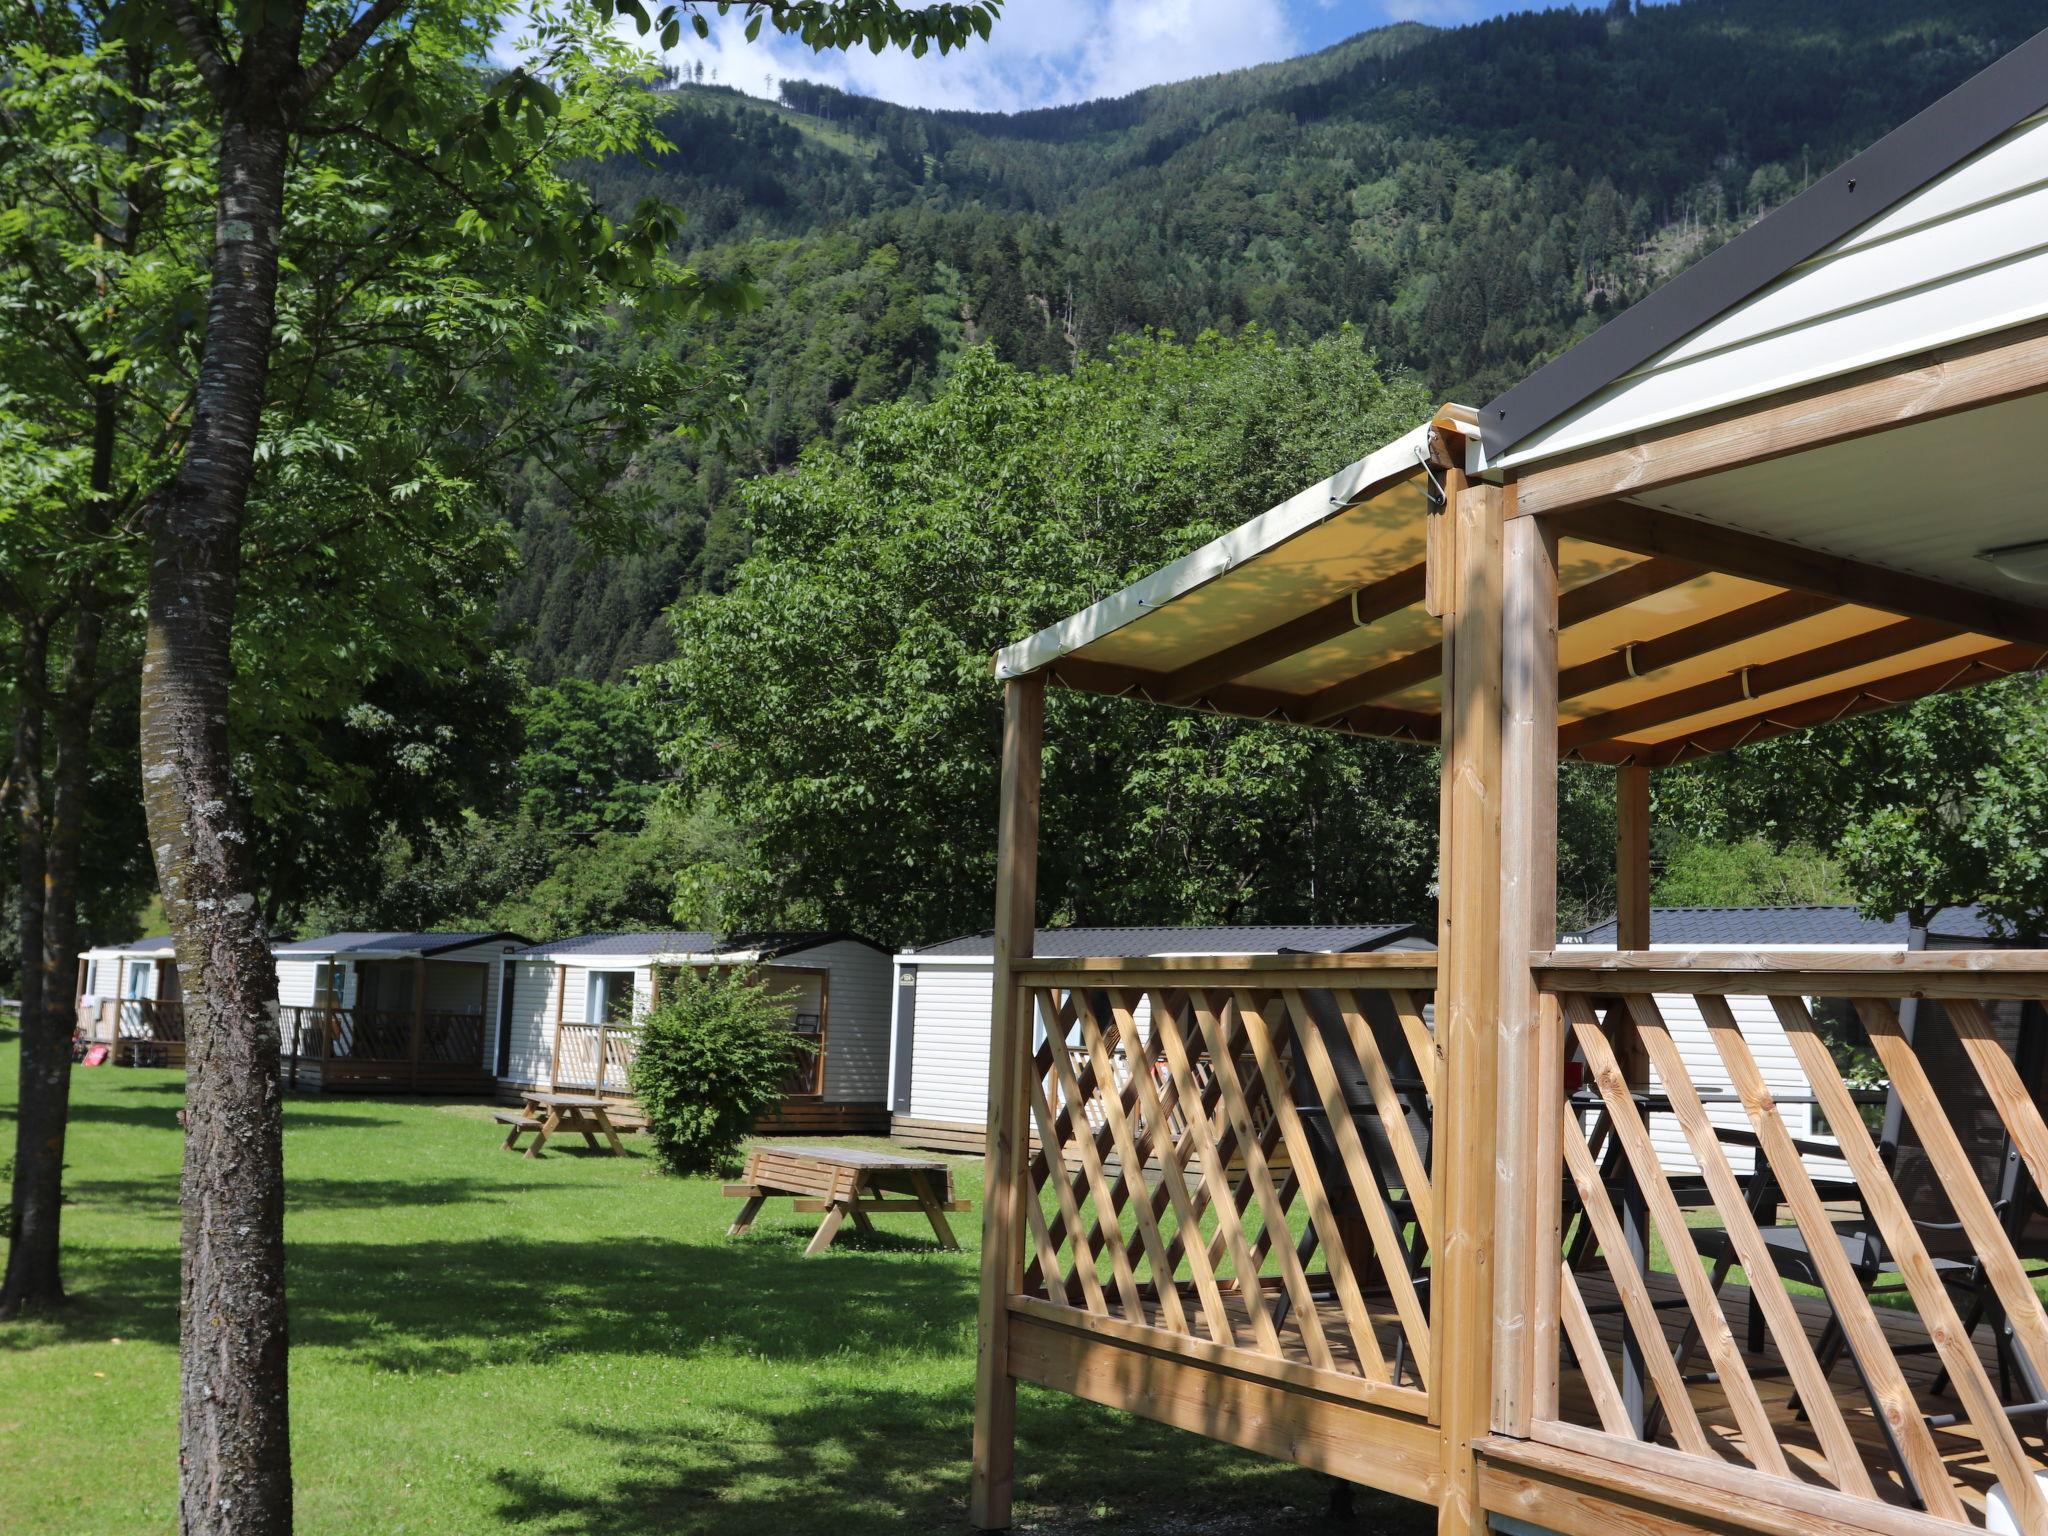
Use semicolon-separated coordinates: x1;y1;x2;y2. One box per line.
1493;503;1560;1438
971;673;1044;1532
1614;764;1653;1087
547;964;568;1090
1436;475;1504;1536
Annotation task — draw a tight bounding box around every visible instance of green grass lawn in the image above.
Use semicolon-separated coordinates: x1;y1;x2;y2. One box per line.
0;1032;1429;1535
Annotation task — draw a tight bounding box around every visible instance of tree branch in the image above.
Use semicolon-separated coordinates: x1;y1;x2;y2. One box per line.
158;0;234;101
289;0;409;115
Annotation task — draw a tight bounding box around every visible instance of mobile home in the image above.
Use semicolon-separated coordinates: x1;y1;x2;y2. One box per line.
501;931;894;1133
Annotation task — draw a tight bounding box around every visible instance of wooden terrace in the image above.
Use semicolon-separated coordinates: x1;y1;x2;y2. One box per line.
970;37;2048;1536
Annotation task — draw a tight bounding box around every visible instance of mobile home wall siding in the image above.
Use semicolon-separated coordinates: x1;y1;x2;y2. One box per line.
501;959;561;1089
1499;111;2048;468
805;942;891;1106
896;960;1153;1134
904;963;995;1130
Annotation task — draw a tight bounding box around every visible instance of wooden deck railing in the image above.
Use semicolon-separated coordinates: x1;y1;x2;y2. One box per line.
1009;954;1440;1420
1515;949;2048;1533
554;1019;640;1095
279;1006;488;1088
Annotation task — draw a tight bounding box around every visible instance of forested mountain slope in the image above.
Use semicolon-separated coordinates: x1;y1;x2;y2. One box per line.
502;0;2040;682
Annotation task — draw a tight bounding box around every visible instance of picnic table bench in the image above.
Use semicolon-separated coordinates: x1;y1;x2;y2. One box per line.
496;1091;628;1159
723;1145;970;1255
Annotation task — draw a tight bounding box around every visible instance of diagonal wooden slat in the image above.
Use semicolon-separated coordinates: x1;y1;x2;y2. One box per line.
1388;989;1437;1101
1023;988;1092;1293
1284;988;1432;1386
1021;1156;1070;1304
1167;989;1291;1294
1188;989;1338;1372
1032;987;1167;1305
1022;1023;1109;1316
1557;1111;1712;1456
1146;989;1282;1354
1238;990;1389;1382
1696;994;1959;1520
1044;995;1147;1319
1101;994;1235;1345
1774;994;2043;1526
1947;997;2048;1247
1073;991;1190;1333
1336;988;1436;1247
1624;994;1873;1497
1568;999;1790;1477
1856;997;2048;1411
1083;993;1207;1300
1557;1259;1633;1439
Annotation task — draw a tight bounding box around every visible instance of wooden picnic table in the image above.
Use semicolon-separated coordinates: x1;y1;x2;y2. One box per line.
724;1145;970;1256
495;1091;628;1159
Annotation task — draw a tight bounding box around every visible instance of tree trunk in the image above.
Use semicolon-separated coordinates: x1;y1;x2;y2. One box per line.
3;369;119;1318
141;111;293;1536
1;624;53;1317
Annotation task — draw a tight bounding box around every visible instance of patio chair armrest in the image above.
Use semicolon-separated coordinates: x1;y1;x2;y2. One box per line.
1710;1123;1848;1161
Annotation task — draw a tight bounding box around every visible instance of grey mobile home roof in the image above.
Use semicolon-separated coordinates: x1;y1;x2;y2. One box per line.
1567;905;2000;947
904;923;1427;959
274;931;528;958
1478;26;2048;458
518;930;887;960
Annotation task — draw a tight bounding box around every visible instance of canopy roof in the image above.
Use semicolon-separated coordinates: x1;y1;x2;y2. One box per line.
996;34;2048;766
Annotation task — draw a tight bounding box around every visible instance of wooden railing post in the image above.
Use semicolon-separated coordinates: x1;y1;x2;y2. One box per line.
972;672;1043;1532
1435;471;1504;1536
1493;504;1561;1439
409;956;426;1086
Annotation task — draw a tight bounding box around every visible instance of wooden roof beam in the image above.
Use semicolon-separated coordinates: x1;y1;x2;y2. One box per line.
1550;503;2048;649
1557;590;1840;702
1614;642;2048;767
1299;555;1706;726
1154;562;1426;705
1046;655;1438;743
1558;616;1964;754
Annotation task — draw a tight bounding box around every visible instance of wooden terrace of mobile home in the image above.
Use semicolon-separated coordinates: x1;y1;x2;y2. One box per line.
969;31;2048;1536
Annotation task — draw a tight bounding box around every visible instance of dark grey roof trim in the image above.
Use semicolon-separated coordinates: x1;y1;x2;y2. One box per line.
1479;26;2048;460
275;931;529;958
516;930;886;961
905;923;1424;959
1566;905;1999;947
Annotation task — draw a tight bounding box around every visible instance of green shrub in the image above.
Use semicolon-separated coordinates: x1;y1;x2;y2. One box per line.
628;967;812;1177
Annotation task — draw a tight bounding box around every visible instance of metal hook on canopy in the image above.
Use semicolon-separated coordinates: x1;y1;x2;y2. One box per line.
1414;443;1447;511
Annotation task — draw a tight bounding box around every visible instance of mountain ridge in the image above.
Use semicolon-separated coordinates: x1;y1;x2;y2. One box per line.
502;0;2037;683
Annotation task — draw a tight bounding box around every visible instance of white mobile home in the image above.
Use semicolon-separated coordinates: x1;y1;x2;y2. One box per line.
76;937;184;1066
501;930;894;1133
886;923;1431;1153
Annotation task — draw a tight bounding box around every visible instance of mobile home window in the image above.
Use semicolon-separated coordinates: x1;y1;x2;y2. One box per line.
587;971;636;1026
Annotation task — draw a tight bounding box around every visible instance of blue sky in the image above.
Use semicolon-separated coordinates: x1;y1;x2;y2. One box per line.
649;1;1584;116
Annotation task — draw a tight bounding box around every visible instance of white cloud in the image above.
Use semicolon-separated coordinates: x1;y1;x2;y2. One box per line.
633;0;1301;114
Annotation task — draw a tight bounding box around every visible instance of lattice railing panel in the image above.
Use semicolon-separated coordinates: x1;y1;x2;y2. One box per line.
555;1022;640;1093
1538;959;2048;1530
1019;979;1437;1395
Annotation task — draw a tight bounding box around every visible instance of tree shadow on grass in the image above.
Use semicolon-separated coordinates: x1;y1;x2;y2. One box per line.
6;1233;979;1369
485;1381;1435;1536
78;1174;517;1219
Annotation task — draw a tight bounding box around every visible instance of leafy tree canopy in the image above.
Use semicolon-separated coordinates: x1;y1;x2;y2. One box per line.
649;330;1446;945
